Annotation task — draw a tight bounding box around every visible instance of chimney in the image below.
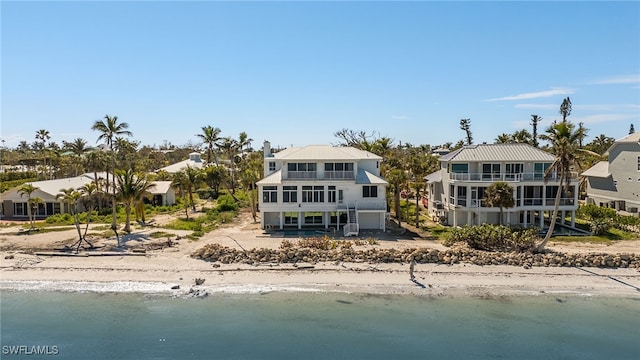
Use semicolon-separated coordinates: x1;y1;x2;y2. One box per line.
263;140;272;157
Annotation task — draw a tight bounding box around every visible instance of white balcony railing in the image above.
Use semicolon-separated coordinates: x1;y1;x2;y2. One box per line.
284;171;355;180
449;172;578;182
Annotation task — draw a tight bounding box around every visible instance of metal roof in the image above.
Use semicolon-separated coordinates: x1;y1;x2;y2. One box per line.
355;169;388;185
424;170;443;183
256;170;283;185
439;143;555;162
581;161;611;178
273;145;382;161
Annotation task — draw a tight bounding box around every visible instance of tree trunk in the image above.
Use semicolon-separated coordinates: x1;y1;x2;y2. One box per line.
394;186;402;228
538;185;562;251
123;204;132;233
415;195;420;228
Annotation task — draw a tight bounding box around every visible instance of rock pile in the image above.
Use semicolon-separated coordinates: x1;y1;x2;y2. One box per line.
191;243;640;269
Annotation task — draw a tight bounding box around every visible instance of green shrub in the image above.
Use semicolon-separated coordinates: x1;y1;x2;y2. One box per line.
216;194;238;212
443;224;538;252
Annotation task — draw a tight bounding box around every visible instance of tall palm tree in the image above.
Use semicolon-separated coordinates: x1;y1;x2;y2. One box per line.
386;168;408;228
171;170;190;219
196;125;222;165
78;182;98;239
18;184;39;229
217;137;240;193
537;120;595;250
237;131;254;156
238;151;263;222
559;97;572;122
459;118;473;145
63;138;93;175
92;115;132;245
530;115;542;148
56;187;90;252
483;181;515;226
115;169;155;233
35;129;50;178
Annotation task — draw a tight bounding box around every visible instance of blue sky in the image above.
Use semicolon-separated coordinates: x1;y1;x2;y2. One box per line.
2;1;639;150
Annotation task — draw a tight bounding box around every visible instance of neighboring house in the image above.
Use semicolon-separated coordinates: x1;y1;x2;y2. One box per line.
582;132;640;214
157;152;205;173
256;141;388;236
0;173;176;220
424;143;580;228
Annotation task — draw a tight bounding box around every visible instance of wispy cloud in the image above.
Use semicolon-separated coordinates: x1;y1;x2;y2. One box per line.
391;115;409;120
487;88;575;102
573;113;636;124
590;74;640;85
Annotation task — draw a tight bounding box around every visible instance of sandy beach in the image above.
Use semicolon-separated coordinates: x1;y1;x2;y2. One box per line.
2;212;640;298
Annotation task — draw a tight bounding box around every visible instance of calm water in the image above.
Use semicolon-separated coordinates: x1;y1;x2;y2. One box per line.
1;291;639;359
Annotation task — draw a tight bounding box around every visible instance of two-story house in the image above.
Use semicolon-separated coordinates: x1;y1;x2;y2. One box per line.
256;141;388;236
424;143;579;229
582;132;640;214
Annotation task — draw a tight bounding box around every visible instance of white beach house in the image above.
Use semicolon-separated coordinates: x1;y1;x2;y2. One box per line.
257;141;388;236
424;143;579;228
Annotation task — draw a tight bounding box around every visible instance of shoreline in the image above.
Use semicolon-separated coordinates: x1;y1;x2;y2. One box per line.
2;258;640;299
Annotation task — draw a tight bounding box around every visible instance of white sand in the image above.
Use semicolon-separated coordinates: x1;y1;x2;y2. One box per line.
2;213;639;298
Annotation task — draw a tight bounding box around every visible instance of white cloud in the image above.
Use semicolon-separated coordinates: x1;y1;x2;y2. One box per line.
590;75;640;85
487;88;575;101
391;115;409;120
572;113;636;124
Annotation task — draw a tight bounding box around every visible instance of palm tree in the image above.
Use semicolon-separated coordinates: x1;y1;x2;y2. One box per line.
238;151;263;222
115;169;155;233
237;131;254;156
78;182;98;239
386;168;408;228
196;125;222;165
57;188;91;252
559;97;572;122
217;137;240;193
63;138;93;175
35;129;50;178
92;115;132;245
18;184;39;229
495;133;512;144
171;170;190;219
530;115;542;147
484;181;515;226
459;118;473;145
537;120;596;250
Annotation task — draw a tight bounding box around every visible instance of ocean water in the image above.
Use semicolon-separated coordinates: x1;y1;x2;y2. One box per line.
1;290;639;360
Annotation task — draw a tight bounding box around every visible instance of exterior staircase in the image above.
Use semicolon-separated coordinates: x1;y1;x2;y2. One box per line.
344;204;359;236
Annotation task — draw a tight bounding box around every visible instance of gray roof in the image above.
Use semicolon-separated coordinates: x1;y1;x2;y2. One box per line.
25;175;96;197
157;158;205;173
581;161;610;178
256;170;283;185
355;169;388;185
439;143;555;162
605;132;640;155
273;145;382;161
424;171;442;183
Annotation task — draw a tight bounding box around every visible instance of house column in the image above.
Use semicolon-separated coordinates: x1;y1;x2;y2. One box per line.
467;212;472;227
506;212;511;226
561;210;566;225
539;211;544;228
279;212;284;230
324;212;329;229
381;212;386;232
523;210;528;227
298;211;302;229
571;211;576;228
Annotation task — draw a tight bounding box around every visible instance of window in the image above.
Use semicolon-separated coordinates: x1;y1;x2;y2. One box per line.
13;203;26;216
262;186;277;203
268;162;276;171
482;163;500;180
283;186;297;203
457;186;467;206
534;162;552;180
451;163;469;173
284;212;298;224
328;186;336;203
363;185;378;198
302;186;313;202
637;156;640;171
313;186;324;202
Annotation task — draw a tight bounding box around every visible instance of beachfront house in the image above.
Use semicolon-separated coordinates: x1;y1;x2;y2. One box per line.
256;141;388;236
424;143;580;228
582;132;640;214
0;173;175;220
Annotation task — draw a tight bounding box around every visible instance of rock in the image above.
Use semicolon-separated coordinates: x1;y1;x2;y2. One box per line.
171;285;180;290
4;255;14;259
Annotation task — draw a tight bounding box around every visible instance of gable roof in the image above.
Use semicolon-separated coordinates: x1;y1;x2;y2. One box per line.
273;145;382;161
157;158;205;173
23;175;97;197
604;132;640;155
439;143;555;162
256;170;282;185
581;161;610;178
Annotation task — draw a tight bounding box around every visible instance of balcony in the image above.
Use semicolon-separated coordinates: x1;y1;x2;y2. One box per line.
453;197;576;208
449;172;578;182
284;171;355;180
